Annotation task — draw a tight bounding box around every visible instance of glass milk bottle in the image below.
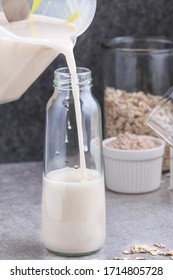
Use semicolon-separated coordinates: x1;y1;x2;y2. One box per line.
42;67;106;256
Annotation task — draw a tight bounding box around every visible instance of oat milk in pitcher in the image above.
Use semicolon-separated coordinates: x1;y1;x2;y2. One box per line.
0;0;96;102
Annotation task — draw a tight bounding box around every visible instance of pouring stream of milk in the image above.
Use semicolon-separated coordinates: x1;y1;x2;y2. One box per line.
0;14;87;179
65;49;87;180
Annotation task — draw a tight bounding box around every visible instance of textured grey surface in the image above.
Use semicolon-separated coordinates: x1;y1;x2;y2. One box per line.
1;0;173;163
0;161;173;260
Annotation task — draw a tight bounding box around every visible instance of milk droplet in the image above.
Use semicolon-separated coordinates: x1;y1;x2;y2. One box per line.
62;99;69;110
84;145;88;152
74;165;79;169
68;120;72;130
65;135;68;143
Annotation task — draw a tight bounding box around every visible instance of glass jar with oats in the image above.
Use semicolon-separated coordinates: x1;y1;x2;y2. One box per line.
102;37;173;171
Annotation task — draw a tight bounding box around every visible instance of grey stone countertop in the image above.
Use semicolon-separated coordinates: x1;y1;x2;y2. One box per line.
0;161;173;260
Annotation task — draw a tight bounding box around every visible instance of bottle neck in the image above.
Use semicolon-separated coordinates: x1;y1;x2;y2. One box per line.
53;67;93;90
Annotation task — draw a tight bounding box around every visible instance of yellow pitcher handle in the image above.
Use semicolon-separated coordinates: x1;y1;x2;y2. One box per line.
66;0;80;22
31;0;79;22
31;0;41;14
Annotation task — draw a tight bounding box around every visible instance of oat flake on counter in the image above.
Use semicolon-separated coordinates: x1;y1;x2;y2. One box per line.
120;243;173;260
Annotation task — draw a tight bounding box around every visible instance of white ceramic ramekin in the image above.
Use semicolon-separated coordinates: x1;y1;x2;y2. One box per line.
103;136;165;194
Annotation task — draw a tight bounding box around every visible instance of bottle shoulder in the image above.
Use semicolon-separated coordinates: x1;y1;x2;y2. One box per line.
46;88;100;115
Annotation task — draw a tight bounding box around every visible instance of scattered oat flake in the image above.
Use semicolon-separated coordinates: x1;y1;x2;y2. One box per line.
112;257;128;260
122;244;173;259
134;244;156;254
123;244;158;255
135;256;146;260
150;250;160;256
154;242;165;248
122;250;131;254
160;249;173;256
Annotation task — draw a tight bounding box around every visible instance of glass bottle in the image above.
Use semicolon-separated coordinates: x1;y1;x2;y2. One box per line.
102;36;173;171
42;67;106;256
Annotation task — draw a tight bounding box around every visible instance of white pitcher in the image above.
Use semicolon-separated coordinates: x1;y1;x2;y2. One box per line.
0;0;97;103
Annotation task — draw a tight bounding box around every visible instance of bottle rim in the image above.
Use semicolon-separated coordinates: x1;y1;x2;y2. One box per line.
53;67;93;88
